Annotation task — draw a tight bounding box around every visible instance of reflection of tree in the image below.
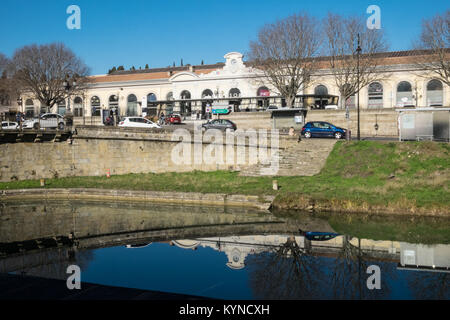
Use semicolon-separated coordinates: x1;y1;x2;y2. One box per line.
407;271;449;300
10;246;94;281
246;237;325;299
331;236;395;299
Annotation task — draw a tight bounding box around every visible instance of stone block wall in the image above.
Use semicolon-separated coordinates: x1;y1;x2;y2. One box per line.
306;109;399;137
0;127;284;182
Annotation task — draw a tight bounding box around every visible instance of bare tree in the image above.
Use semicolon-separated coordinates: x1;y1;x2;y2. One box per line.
0;52;17;106
10;43;90;113
322;13;389;109
248;13;321;107
413;10;450;86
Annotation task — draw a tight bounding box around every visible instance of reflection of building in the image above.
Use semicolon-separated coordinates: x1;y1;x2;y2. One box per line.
17;50;450;119
172;235;429;270
399;243;450;272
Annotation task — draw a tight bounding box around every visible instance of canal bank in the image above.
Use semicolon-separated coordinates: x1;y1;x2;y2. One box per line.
1;140;449;217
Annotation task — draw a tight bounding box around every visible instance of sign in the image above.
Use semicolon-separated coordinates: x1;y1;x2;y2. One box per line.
212;108;230;115
294;115;303;123
402;114;415;129
345;107;350;120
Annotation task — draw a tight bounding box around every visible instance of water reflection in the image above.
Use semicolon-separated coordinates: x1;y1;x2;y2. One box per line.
0;200;449;300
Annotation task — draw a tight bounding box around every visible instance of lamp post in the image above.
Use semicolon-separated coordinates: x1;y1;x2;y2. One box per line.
356;34;362;141
63;75;77;113
17;97;23;130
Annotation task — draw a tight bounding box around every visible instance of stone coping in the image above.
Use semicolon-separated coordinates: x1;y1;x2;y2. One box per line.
0;188;274;211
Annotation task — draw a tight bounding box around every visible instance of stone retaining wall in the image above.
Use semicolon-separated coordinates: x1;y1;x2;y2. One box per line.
0;127;287;182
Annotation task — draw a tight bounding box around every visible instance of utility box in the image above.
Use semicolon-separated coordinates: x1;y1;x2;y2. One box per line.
397;108;450;142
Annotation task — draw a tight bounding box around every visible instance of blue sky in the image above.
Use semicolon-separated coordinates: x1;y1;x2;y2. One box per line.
1;0;448;75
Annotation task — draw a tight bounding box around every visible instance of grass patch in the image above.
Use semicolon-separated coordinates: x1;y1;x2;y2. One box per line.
1;141;449;215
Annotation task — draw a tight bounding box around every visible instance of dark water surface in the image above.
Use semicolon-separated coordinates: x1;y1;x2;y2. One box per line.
0;200;448;300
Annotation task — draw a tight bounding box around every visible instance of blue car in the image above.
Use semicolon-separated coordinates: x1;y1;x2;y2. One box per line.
301;121;346;139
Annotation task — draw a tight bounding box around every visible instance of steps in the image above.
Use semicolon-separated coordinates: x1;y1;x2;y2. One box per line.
239;138;337;177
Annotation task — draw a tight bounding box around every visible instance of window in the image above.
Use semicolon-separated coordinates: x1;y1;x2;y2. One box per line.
202;89;213;98
73;97;83;117
368;82;383;109
426;79;443;106
127;94;138;116
229;88;241;98
257;86;270;97
109;95;119;115
57;100;66;116
396;81;413;107
25;99;35;118
91;96;101;116
146;93;157;116
180;90;191;116
314;85;328;96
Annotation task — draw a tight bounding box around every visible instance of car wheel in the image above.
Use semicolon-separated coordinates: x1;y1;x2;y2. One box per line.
304;131;312;139
33;123;40;130
58;123;64;130
334;132;342;139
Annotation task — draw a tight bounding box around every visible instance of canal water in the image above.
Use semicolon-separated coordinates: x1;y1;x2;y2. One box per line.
0;200;448;300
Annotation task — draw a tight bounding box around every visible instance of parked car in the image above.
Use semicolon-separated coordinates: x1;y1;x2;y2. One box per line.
301;121;346;139
265;105;279;111
165;113;182;125
1;121;19;130
118;117;161;129
201;119;237;131
324;105;339;110
22;113;65;130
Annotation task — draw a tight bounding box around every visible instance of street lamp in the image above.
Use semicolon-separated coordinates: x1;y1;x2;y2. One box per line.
63;75;77;112
356;34;362;141
17;97;23;110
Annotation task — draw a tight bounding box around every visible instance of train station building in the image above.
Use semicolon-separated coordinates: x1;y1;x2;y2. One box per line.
17;50;449;122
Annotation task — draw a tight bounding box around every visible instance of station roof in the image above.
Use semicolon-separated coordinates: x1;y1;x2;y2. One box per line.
87;49;449;84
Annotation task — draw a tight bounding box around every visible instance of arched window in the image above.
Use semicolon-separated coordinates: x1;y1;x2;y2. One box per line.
146;93;157;116
91;96;101;116
314;85;328;96
229;88;241;98
180;90;191;116
426;79;443;106
57;99;66;116
180;90;191;100
202;89;213;98
257;86;270;97
165;92;174;114
127;94;138;116
396;81;413;107
368;82;383;109
108;95;119;115
314;85;329;109
73;97;83;117
25;99;35;118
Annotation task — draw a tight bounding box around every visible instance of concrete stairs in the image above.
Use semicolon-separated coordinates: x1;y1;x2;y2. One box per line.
239;138;337;177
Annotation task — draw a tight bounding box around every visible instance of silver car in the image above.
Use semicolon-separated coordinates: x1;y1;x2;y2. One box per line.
22;113;65;130
1;121;19;130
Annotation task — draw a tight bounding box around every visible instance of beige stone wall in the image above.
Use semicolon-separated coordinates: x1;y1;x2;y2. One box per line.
306;108;399;137
0;127;283;182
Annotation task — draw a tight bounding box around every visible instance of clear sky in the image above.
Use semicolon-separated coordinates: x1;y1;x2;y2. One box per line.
1;0;448;75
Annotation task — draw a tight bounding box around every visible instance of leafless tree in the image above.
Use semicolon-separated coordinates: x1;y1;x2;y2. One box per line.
413;10;450;86
10;43;90;113
248;13;321;107
322;13;389;108
0;52;18;106
247;237;325;299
